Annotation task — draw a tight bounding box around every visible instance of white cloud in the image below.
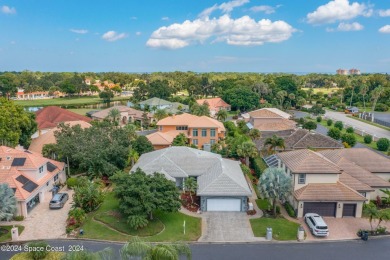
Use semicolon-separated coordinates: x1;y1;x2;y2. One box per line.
102;31;128;42
70;29;88;34
379;9;390;17
250;5;277;14
162;17;170;21
146;15;295;49
379;25;390;34
135;32;142;36
327;22;364;31
130;16;137;20
307;0;372;25
1;5;16;14
199;0;249;18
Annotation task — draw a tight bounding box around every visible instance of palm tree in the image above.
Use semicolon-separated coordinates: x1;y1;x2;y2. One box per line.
360;83;368;111
363;203;379;232
184;177;198;205
276;90;287;108
128;149;139;167
108;108;120;124
120;237;192;260
264;135;285;154
371;86;383;113
216;109;228;122
154;109;168;121
0;183;17;221
237;141;258;167
248;128;261;141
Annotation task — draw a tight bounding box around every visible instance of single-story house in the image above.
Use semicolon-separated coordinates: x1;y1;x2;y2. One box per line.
244;108;296;133
130;147;252;212
139;97;189;114
91;106;153;125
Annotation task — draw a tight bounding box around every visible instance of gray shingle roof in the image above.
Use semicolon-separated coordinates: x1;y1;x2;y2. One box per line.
131;147;251;196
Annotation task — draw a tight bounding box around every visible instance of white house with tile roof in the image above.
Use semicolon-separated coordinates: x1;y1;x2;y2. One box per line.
131;147;252;212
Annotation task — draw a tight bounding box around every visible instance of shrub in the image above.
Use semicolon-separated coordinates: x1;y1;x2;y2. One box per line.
346;127;354;133
67;208;86;228
276;205;281;215
284;202;296;218
364;135;373;144
334;121;344;130
66;177;78;189
327;127;341;140
316;116;322;123
27;241;49;260
341;133;357;147
377;138;390;152
250;157;267;179
13;216;24;221
375;103;389;112
327;119;333;126
376;226;387;234
343;142;351;148
303;121;317;131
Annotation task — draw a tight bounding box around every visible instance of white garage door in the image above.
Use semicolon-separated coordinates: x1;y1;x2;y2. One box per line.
207;198;241;212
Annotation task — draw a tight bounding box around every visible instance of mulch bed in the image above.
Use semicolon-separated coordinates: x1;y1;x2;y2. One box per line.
181;192;200;212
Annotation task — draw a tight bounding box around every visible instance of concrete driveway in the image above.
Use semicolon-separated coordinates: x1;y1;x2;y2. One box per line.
199;212;263;242
299;217;390;241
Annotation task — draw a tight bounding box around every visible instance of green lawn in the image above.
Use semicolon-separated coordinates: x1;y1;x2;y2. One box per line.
256;199;270;211
67;108;101;116
81;192;201;242
250;217;300;241
0;225;24;243
14;96;129;107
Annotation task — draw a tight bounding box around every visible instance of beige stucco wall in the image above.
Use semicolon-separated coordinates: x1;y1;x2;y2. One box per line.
374;173;390;182
370;189;388;201
294;173;339;191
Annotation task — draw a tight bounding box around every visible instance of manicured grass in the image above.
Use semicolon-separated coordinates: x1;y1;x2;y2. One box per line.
14;96;129;107
256;199;271;211
67;108;101;116
301;87;340;94
0;225;24;243
250;217;300;241
11;252;64;260
82;192;201;242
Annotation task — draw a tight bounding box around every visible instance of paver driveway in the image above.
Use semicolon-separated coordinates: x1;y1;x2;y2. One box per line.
199;212;263;242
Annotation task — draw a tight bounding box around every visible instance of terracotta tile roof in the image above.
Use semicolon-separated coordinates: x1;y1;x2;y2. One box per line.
318;148;390;173
294;182;367;201
91;106;152;120
248;108;291;119
284;129;344;150
157;113;225;132
339;172;374;192
147;132;175;145
29;121;92;154
0;146;65;201
36;106;91;130
277;149;341;174
196;97;231;110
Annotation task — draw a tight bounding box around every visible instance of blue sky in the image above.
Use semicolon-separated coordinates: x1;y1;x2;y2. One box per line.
0;0;389;73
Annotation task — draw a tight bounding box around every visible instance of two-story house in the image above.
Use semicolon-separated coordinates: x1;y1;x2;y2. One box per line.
0;146;66;217
196;97;231;117
146;113;225;150
276;149;390;218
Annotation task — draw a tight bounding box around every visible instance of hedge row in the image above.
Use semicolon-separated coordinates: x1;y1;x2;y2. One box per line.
250;157;267;178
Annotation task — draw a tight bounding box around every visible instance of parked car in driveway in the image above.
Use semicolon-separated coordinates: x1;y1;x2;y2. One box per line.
49;193;69;209
304;213;329;237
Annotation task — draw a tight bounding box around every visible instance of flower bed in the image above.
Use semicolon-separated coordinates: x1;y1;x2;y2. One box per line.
181;192;200;212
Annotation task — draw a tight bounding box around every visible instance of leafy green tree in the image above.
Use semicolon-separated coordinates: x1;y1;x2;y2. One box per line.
276;90;287;107
99;88;114;103
248;128;261;141
377;138;390;152
73;178;104;213
132;136;154;155
341;133;357;147
191;103;210;116
0;183;17;221
223;87;259;111
237;141;258;166
303;121;317;131
172;133;188;146
27;241;49;260
127;149;139;167
184;177;198;205
258;168;292;216
264;135;285;153
334;121;344;131
316;116;322;123
327;119;333;126
0;98;37;148
154;109;168;121
216;109;228;122
62;247;113;260
0;73;18;99
141;111;150;129
327;127;341;140
111;169;181;229
120;237;192;260
309;105;325;115
371;86;384;112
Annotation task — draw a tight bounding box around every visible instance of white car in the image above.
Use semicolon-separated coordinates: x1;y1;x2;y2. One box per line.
304;213;329;237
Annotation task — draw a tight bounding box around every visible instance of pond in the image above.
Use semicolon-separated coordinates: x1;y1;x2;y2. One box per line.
25;100;128;112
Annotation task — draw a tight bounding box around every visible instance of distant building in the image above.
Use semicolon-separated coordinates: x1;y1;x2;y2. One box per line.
244;108;296;132
336;69;348;75
349;68;361;75
91;105;153;125
336;68;361;75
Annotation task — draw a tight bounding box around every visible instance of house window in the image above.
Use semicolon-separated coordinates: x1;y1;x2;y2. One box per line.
192;139;198;146
47;182;49;186
210;129;216;137
54;174;59;182
210;139;216;145
298;174;306;184
176;126;188;130
39;166;44;173
193;129;198;137
201;129;207;137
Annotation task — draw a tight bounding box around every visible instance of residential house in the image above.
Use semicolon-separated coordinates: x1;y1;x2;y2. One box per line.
147;113;225;150
131;147;252;212
276;148;390;218
244;108;296;132
0;146;66;217
138;97;189;114
16;89;50;100
33;106;92;138
90;106;153;125
196;97;231;117
29;121;92;154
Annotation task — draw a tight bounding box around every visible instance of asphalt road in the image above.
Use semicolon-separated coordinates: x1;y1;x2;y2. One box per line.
325;111;390;139
1;238;390;260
